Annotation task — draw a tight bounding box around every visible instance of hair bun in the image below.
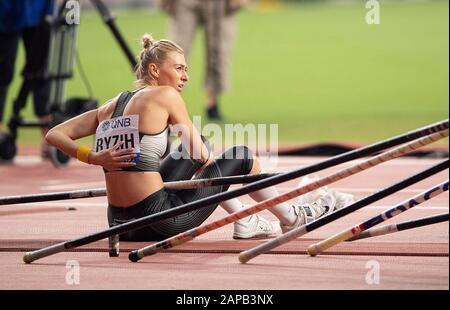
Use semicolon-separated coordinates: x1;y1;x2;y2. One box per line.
142;33;155;49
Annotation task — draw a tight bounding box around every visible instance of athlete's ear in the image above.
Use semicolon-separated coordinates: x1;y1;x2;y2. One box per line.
149;63;159;79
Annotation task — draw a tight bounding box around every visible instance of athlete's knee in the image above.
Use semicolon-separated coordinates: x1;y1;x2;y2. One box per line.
224;145;253;160
223;145;253;174
160;135;212;181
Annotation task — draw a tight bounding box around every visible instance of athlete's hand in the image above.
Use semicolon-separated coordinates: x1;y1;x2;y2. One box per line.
89;141;137;171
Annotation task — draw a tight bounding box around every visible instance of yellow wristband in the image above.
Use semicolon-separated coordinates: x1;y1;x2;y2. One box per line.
77;146;92;164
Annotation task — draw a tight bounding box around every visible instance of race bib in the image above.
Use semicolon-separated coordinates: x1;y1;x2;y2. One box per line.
95;115;140;163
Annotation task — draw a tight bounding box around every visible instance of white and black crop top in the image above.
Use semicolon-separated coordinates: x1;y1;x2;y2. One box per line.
95;90;169;172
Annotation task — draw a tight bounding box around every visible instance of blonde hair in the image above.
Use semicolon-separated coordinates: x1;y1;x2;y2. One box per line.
134;34;184;87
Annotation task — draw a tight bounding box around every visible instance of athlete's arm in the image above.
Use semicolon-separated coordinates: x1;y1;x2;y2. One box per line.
159;87;212;164
45;109;136;170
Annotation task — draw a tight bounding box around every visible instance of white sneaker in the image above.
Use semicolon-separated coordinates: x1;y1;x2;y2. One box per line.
297;175;355;210
233;214;280;239
281;192;337;233
332;189;356;210
297;175;328;205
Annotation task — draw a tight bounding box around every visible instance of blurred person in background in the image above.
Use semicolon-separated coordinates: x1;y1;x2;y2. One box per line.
160;0;250;121
0;0;55;157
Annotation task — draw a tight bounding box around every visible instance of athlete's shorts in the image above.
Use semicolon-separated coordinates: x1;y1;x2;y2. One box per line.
107;143;253;241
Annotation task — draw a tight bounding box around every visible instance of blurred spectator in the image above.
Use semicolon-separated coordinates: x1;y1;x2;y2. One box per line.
160;0;249;121
0;0;54;156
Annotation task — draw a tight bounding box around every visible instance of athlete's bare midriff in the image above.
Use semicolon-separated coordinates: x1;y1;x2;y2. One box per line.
105;171;164;207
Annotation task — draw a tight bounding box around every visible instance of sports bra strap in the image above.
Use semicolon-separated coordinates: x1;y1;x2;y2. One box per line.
111;91;133;118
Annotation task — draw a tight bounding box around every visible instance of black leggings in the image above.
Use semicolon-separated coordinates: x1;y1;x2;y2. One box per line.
108;143;254;241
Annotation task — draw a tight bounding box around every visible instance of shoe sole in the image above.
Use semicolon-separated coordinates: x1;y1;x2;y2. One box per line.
232;232;279;240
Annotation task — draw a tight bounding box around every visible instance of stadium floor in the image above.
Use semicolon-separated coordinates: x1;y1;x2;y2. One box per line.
0;149;448;289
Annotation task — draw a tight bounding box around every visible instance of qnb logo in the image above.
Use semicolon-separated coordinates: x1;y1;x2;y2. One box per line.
102;121;111;132
365;260;380;285
365;0;380;25
111;117;132;129
65;260;80;285
65;0;81;25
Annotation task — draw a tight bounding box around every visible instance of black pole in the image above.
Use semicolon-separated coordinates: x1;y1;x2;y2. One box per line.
23;121;448;259
0;173;275;205
348;213;449;241
90;0;137;70
5;120;448;206
306;159;449;232
396;213;449;231
239;159;449;263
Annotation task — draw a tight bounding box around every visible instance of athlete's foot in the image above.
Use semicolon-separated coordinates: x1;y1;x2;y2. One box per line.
280;192;337;233
233;214;280;239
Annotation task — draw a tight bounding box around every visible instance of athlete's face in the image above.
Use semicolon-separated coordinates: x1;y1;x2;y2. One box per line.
155;52;189;92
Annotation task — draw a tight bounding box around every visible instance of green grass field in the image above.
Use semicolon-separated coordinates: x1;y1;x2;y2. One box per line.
3;0;448;146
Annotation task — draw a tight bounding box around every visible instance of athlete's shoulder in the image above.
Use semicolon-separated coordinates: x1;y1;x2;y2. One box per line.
143;86;184;109
97;93;121;120
152;86;181;101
